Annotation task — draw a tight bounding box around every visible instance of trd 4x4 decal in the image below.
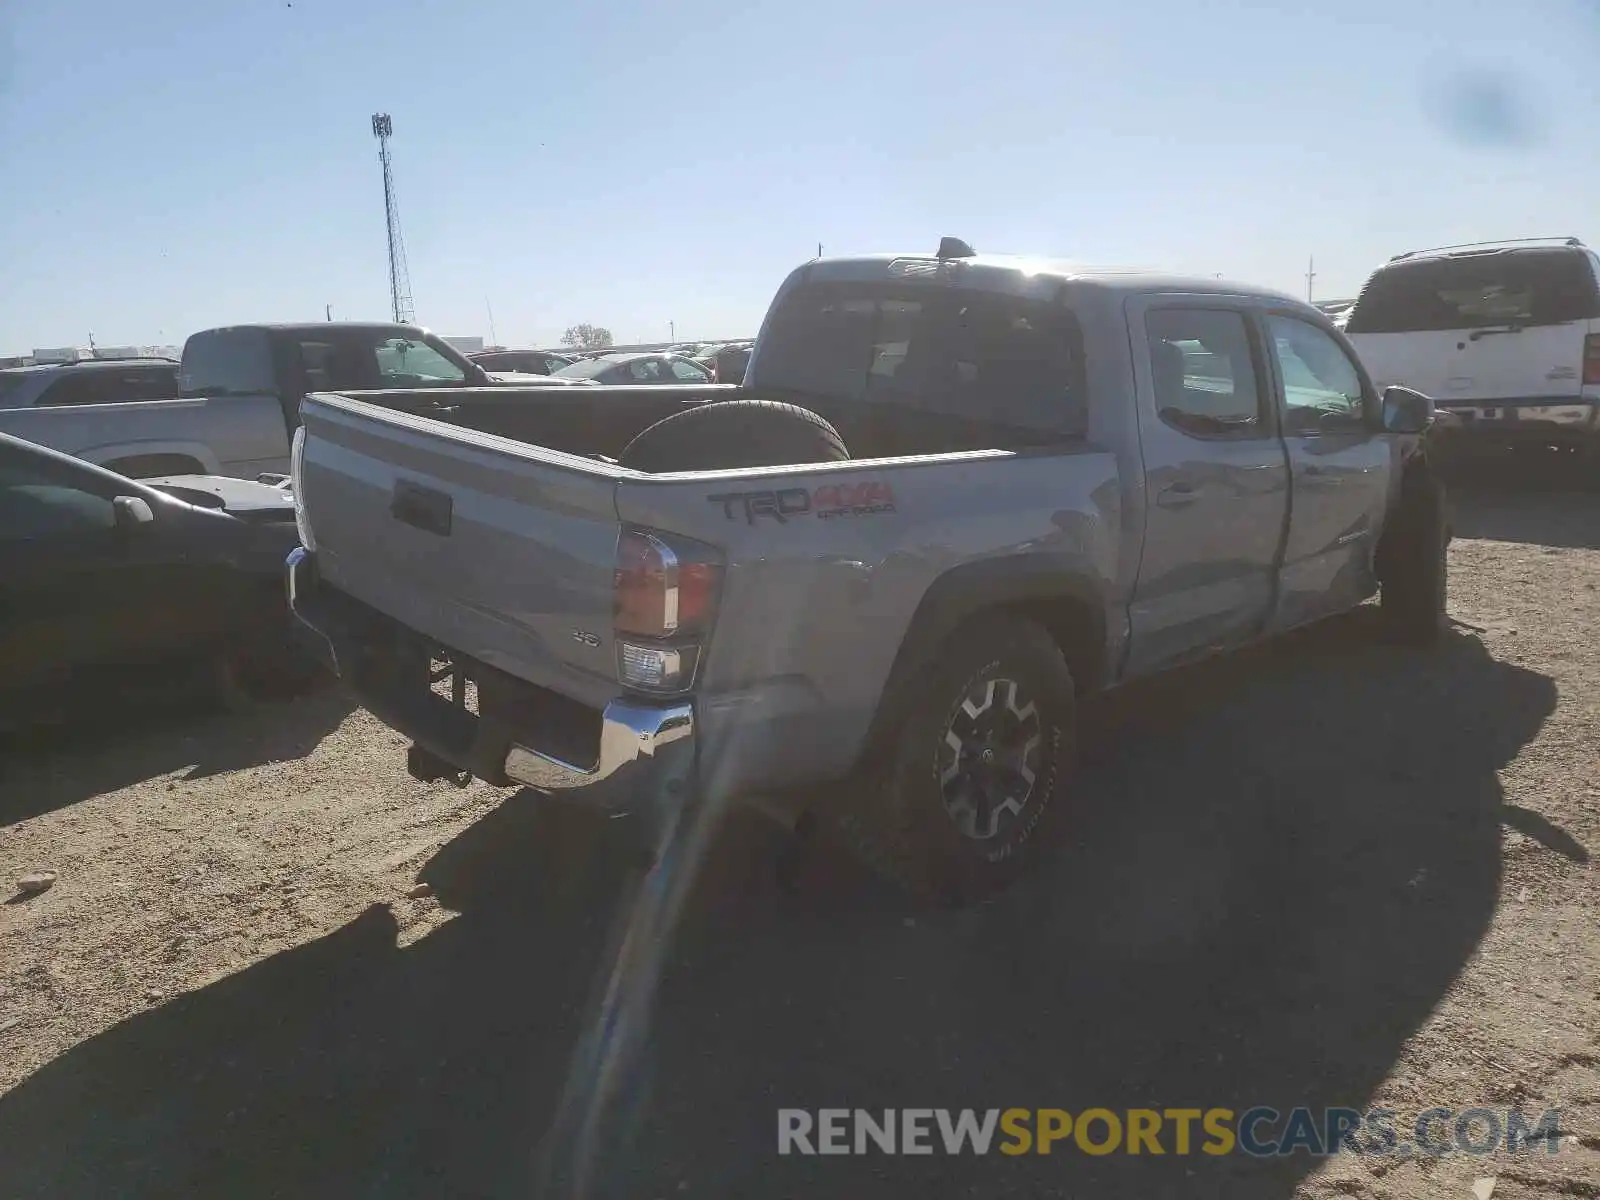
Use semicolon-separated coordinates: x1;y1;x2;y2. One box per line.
708;481;897;524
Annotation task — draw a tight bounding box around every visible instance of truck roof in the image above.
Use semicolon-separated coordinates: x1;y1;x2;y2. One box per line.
188;322;434;338
805;252;1305;307
0;357;178;376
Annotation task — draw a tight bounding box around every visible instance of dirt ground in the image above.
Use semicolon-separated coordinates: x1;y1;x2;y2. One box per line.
0;467;1596;1199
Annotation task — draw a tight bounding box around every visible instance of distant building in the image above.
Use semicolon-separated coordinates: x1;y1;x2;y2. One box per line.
441;335;484;355
94;345;181;360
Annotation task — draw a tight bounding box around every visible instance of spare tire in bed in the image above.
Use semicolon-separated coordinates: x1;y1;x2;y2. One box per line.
617;399;850;472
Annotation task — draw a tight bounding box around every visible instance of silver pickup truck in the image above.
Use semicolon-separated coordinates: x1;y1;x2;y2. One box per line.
287;239;1445;902
0;322;587;480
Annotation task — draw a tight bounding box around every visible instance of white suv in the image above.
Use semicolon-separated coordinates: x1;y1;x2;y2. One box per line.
1344;237;1600;466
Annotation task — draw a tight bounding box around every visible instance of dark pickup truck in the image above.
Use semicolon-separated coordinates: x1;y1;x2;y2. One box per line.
0;322;584;481
287;239;1446;902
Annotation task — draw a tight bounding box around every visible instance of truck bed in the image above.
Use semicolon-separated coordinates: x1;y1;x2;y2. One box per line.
343;383;1072;464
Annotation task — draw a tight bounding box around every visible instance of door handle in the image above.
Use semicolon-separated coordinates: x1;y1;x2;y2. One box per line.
1156;482;1199;508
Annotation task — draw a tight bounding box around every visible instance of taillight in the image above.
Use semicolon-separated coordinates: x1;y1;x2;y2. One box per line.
1583;334;1600;386
613;528;722;693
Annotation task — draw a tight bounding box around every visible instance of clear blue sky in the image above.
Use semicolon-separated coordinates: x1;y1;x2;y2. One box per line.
3;0;1598;352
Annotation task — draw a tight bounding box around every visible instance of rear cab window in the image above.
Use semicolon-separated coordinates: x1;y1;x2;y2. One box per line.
180;329;277;396
1346;249;1600;333
754;276;1087;441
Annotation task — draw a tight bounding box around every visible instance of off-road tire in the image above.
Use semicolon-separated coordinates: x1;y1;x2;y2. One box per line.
617;400;849;472
836;617;1077;906
1379;461;1449;645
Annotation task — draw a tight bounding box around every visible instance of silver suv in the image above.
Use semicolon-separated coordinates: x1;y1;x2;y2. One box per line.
0;358;179;410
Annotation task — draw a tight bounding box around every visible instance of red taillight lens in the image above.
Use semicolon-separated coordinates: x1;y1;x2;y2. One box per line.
614;528;722;694
614;528;721;637
1583;334;1600;386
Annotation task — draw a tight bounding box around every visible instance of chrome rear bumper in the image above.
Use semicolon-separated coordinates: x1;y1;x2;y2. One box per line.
286;546;694;809
503;701;693;791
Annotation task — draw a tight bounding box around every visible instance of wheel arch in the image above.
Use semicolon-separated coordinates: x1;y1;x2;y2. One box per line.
80;440;220;478
856;556;1109;772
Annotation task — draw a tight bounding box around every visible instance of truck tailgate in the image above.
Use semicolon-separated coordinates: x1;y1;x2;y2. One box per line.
298;394;623;708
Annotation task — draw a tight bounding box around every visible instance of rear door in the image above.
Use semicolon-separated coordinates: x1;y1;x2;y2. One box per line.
1124;298;1290;676
1345;247;1600;404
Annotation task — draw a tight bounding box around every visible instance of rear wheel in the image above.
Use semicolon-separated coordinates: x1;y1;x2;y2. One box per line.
837;617;1077;905
618;400;849;472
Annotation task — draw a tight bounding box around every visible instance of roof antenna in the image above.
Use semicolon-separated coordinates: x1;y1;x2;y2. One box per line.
937;236;976;259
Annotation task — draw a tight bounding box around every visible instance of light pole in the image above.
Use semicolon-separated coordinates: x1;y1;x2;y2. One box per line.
669;320;676;343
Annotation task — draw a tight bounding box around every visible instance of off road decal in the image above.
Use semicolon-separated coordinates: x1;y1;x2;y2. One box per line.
813;482;896;519
708;482;897;525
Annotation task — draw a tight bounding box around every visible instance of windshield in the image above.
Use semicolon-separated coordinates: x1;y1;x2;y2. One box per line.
1346;250;1600;332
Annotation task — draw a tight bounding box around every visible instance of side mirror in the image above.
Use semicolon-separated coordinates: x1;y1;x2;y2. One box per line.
1381;385;1433;435
113;495;156;530
468;364;493;386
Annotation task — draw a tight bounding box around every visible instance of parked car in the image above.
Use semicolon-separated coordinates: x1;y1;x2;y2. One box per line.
552;352;713;385
470;349;575;376
1345;236;1600;466
0;356;180;411
0;322;566;481
286;237;1442;904
0;431;314;730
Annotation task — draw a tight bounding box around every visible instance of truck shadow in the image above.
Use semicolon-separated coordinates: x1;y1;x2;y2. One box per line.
0;682;356;826
0;617;1560;1198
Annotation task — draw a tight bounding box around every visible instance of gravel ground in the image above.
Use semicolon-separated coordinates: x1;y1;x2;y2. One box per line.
0;472;1596;1199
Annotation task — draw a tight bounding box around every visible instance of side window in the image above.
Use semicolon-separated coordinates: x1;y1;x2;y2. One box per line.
292;341;363;392
670;358;707;381
1145;309;1265;439
374;338;467;387
34;372;116;407
0;459;118;541
121;368;180;402
39;367;180;406
1266;315;1366;434
628;359;666;382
